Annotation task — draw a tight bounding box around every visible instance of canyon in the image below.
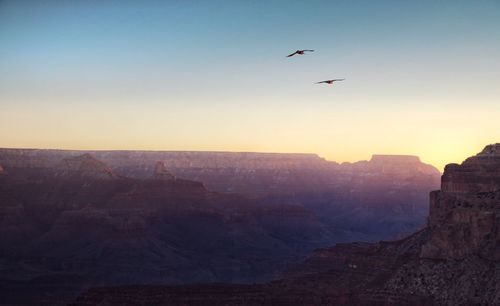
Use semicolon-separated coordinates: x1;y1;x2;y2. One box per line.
0;148;440;241
0;148;441;305
71;144;500;305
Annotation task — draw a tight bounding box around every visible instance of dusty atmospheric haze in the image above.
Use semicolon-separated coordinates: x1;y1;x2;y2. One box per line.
0;1;499;306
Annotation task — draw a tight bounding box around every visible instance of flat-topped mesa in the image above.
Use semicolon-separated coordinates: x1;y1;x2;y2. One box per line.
441;143;500;194
56;154;118;179
153;161;176;180
348;154;440;176
422;144;500;260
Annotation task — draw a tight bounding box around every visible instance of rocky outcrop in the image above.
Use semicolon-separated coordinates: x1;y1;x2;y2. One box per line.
422;190;499;260
55;154;118;179
442;143;500;193
421;143;500;260
153;161;176;180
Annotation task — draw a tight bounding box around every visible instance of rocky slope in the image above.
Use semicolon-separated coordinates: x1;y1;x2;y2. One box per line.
71;144;500;306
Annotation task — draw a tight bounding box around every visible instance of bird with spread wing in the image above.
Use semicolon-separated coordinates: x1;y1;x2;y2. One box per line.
315;79;345;85
286;49;314;57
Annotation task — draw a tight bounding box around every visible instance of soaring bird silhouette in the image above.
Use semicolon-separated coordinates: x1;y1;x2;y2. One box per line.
287;49;314;57
315;79;345;85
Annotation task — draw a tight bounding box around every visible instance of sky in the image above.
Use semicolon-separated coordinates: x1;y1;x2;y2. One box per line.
0;0;499;171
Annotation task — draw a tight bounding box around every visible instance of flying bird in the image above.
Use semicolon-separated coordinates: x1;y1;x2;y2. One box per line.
315;79;345;85
286;49;314;57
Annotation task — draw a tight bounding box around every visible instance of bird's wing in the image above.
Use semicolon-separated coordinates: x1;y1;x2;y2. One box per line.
333;79;345;81
315;81;326;84
286;51;298;57
303;50;314;52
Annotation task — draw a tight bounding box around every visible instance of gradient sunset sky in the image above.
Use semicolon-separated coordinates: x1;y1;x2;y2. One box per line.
1;0;499;170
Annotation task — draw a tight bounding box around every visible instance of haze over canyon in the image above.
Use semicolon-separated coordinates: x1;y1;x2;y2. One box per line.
71;143;500;306
0;147;440;304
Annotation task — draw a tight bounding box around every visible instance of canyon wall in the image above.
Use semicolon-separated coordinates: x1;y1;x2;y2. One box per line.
422;143;500;260
0;148;441;241
0;148;440;204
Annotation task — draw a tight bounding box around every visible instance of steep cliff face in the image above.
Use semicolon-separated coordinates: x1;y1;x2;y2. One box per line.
421;143;500;260
441;144;500;193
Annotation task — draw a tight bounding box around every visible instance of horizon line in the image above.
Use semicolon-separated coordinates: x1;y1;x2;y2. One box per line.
0;146;438;169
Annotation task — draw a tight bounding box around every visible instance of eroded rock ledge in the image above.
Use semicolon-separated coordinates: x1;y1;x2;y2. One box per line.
423;143;500;260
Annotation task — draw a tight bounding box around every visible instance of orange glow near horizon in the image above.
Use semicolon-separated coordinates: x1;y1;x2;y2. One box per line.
1;99;498;172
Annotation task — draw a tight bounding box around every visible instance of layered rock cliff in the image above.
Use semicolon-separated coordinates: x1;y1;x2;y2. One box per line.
441;143;500;193
0;149;439;196
422;143;500;260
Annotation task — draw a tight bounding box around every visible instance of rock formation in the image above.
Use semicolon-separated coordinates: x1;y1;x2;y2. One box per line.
55;153;118;179
422;143;500;260
367;154;439;176
153;161;176;180
441;143;500;193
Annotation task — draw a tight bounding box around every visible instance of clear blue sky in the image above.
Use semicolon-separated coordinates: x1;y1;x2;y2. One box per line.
1;0;499;169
